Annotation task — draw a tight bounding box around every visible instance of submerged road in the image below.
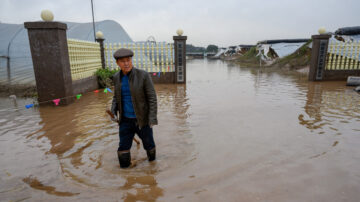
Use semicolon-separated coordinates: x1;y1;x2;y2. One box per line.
1;59;360;201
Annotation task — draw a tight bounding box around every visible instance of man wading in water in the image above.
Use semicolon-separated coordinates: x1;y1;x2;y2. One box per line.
111;48;158;168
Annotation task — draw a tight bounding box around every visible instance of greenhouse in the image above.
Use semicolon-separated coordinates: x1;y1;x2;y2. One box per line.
0;20;133;85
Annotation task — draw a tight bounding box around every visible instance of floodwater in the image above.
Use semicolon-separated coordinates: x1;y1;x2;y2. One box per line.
1;59;360;202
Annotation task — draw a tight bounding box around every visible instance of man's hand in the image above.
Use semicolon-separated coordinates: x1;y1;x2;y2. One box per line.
111;115;118;123
106;110;118;123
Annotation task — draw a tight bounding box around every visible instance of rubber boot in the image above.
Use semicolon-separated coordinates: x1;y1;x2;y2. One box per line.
117;151;131;168
146;148;156;161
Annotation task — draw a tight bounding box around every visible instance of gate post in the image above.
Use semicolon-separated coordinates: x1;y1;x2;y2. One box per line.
96;37;105;69
173;31;187;84
24;21;73;105
309;34;331;81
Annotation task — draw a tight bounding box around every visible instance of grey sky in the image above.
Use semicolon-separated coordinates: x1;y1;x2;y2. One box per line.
1;0;359;47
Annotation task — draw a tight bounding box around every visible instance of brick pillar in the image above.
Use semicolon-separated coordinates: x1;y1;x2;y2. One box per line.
96;38;106;69
24;21;73;105
309;34;331;81
173;36;187;83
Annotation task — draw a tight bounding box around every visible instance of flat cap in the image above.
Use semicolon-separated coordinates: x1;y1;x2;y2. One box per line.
113;48;134;59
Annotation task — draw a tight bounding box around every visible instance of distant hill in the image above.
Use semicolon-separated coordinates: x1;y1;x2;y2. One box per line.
65;20;133;43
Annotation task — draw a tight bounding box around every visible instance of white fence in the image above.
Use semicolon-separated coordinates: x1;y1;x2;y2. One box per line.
104;42;174;72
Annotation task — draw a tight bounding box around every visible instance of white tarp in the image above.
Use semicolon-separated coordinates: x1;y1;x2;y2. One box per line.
257;42;305;59
256;44;271;59
270;42;306;58
214;49;226;57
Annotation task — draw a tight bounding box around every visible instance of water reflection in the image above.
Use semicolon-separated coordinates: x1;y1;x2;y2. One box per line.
121;175;164;202
299;83;324;131
154;84;193;169
1;59;360;201
23;176;80;196
299;81;360;134
36;106;81;156
157;84;190;119
9;84;190;200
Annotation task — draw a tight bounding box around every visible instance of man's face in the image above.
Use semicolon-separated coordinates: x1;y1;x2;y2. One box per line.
116;57;133;74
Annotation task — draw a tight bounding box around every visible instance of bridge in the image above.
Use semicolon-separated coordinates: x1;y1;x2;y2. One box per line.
186;52;216;58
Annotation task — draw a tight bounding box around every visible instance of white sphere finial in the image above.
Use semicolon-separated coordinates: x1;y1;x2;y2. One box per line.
318;27;326;35
176;29;184;36
96;31;104;39
41;10;54;22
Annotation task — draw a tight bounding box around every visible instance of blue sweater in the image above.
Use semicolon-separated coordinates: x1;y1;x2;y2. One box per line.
121;75;136;118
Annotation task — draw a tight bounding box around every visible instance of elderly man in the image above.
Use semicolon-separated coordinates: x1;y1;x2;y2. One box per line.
111;48;158;168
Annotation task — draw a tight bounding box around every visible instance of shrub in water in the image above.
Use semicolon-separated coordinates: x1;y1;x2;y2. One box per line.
95;68;119;88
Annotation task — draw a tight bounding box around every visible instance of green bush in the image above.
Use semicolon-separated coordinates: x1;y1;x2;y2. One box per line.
95;68;119;88
243;46;258;58
235;46;261;66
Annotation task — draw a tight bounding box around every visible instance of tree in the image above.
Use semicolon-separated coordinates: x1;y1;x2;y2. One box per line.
186;44;205;53
206;45;218;53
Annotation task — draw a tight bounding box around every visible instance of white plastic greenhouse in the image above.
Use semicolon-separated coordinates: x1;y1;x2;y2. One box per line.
0;20;133;85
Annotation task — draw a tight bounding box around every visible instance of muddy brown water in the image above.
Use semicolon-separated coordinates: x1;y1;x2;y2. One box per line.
1;59;360;202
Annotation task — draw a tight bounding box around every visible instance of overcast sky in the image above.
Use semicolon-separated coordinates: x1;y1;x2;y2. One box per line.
1;0;359;47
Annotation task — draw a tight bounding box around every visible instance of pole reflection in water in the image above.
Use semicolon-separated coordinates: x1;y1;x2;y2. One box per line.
299;83;324;131
1;83;190;200
299;81;360;135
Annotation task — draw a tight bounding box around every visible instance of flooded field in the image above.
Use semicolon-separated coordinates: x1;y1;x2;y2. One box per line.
1;59;360;201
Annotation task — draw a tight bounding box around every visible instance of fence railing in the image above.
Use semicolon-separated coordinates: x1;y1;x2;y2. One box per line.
67;39;102;80
326;40;360;70
104;42;174;73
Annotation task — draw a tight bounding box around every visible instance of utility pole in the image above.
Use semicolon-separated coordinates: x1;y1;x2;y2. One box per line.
91;0;96;42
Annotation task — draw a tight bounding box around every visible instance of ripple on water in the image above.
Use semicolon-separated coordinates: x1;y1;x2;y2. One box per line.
1;60;360;201
0;84;193;191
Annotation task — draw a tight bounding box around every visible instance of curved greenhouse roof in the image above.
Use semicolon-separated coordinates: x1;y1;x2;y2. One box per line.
0;20;133;85
335;26;360;36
